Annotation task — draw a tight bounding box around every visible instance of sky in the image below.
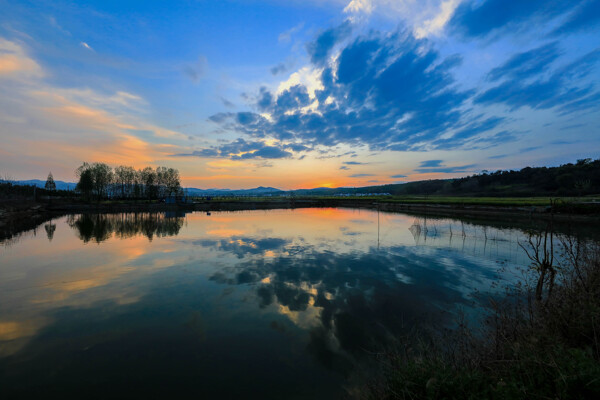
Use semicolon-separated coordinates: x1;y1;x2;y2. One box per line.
0;0;599;189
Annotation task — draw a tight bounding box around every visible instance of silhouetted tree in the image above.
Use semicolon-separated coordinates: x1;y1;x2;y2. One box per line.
141;167;158;199
91;163;113;198
157;166;182;196
44;172;56;191
76;162;113;199
76;168;94;200
115;165;136;198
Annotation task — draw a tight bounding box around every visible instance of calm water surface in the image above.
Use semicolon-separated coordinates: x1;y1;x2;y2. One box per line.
0;208;561;398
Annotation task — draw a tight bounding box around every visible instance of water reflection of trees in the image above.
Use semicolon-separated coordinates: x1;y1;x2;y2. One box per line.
408;217;535;265
44;221;56;241
67;213;185;243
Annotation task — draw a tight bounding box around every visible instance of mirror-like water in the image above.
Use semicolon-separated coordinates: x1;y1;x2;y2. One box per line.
0;208;582;398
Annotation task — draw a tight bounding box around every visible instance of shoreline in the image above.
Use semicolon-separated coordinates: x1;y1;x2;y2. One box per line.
2;198;599;242
50;198;600;221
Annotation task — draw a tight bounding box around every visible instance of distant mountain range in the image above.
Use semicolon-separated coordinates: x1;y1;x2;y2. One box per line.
185;186;284;196
5;179;388;196
186;186;395;196
7;180;291;196
11;179;78;191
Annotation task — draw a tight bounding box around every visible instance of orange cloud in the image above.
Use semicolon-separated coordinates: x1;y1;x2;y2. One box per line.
0;39;43;78
0;87;184;169
206;159;246;169
38;92;184;138
43;103;116;130
17;133;169;168
0;53;39;75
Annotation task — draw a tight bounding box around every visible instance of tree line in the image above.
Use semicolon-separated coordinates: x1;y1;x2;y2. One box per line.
75;163;182;200
349;158;600;197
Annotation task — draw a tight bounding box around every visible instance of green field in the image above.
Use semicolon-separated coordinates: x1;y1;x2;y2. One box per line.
376;196;573;206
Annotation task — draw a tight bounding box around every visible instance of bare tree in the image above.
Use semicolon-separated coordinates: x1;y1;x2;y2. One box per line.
519;201;557;304
76;168;94;200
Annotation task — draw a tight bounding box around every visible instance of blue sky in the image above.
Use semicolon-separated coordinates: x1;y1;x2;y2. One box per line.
0;0;599;189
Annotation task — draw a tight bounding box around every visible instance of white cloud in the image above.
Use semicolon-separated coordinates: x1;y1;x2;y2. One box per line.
80;41;93;51
276;66;324;100
342;0;463;38
414;0;462;38
344;0;374;15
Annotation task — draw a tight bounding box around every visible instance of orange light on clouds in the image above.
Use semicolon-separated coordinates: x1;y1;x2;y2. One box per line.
206;160;246;169
0;38;43;78
0;54;37;75
20;134;164;169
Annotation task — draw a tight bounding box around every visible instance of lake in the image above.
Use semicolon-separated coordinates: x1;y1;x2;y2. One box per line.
0;208;582;398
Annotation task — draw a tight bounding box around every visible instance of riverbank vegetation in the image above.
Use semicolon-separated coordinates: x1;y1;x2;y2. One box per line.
323;158;600;198
357;225;600;399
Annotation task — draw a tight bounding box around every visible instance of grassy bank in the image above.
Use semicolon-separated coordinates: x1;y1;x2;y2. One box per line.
356;227;600;399
199;195;600;212
303;195;600;207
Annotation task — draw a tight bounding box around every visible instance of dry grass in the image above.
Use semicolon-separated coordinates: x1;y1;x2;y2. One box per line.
354;227;600;399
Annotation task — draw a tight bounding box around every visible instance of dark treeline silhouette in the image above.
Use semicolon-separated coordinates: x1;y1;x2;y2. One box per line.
0;181;72;200
67;212;185;243
76;163;182;200
353;158;600;197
